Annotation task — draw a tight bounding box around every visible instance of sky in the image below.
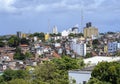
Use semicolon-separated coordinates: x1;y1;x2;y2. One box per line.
0;0;120;35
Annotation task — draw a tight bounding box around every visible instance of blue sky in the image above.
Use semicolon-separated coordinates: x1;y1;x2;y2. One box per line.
0;0;120;35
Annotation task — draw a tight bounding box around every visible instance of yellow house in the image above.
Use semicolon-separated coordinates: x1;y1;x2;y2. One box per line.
104;45;108;53
45;33;50;41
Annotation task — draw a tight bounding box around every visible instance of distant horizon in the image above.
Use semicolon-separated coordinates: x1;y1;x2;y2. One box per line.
0;0;120;35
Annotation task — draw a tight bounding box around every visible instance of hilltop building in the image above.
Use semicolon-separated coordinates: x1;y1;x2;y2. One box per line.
83;22;98;38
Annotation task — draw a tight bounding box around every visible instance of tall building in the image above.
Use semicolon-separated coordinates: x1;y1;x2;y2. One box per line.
70;42;86;56
17;31;22;38
52;26;58;34
83;22;98;38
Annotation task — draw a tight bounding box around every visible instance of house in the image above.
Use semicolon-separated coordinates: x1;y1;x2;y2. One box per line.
69;66;94;84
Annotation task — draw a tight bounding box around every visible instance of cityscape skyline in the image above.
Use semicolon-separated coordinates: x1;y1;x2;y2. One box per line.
0;0;120;35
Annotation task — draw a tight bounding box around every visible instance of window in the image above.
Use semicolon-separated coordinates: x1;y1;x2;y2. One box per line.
83;81;86;84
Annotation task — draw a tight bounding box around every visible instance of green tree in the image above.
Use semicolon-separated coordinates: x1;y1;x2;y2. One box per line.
86;53;92;58
87;77;111;84
20;38;29;45
52;56;84;71
2;69;29;82
8;79;32;84
34;61;68;84
33;32;45;41
8;36;20;47
0;41;5;47
14;47;25;60
91;62;120;84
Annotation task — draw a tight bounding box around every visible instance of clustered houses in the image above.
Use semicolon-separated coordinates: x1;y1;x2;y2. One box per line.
0;22;120;73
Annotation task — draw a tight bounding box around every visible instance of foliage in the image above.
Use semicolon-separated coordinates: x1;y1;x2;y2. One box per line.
34;61;68;84
33;32;45;41
14;47;25;60
87;77;111;84
115;51;120;56
86;53;92;58
7;79;32;84
20;38;29;45
8;36;20;47
52;56;84;71
91;62;120;84
68;33;83;37
33;56;84;84
1;56;84;84
92;39;99;45
0;41;5;47
2;69;29;81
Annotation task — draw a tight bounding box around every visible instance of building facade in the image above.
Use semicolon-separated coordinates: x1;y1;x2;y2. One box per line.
70;42;86;56
83;22;98;38
108;41;120;53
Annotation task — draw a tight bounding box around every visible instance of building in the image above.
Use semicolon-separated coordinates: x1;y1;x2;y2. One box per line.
84;56;120;66
72;27;79;34
69;70;91;84
108;41;118;54
17;31;22;38
61;30;69;37
70;41;86;56
52;26;58;34
45;33;50;41
83;22;98;38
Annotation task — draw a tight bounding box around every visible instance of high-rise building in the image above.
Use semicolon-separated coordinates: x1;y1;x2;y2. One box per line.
83;22;98;38
70;42;86;56
52;26;58;34
17;31;22;38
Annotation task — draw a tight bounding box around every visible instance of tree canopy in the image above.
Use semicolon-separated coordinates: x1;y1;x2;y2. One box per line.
90;62;120;84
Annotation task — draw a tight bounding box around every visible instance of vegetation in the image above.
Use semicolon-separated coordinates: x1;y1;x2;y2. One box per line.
0;41;5;47
8;36;20;47
0;56;84;84
88;62;120;84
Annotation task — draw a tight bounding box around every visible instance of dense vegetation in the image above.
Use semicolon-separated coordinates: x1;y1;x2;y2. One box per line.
0;56;84;84
87;62;120;84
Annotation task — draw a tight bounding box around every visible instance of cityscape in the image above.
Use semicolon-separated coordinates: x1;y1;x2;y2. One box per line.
0;0;120;84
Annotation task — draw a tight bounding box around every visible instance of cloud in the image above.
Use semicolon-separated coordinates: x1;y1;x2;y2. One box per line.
0;0;16;12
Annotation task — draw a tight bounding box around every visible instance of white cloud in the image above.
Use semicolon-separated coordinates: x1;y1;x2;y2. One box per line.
0;0;16;12
0;0;120;14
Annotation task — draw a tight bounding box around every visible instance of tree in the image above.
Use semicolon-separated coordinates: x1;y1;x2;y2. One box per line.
86;53;92;58
33;56;84;84
20;38;29;45
0;41;5;47
33;32;45;41
92;39;99;45
14;47;25;60
8;79;32;84
87;77;111;84
2;69;29;82
8;36;20;47
91;62;120;84
52;56;84;71
34;61;68;84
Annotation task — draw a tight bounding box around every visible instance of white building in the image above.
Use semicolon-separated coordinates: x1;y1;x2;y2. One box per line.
70;42;86;56
84;56;120;66
61;30;69;37
52;26;58;34
69;70;91;84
